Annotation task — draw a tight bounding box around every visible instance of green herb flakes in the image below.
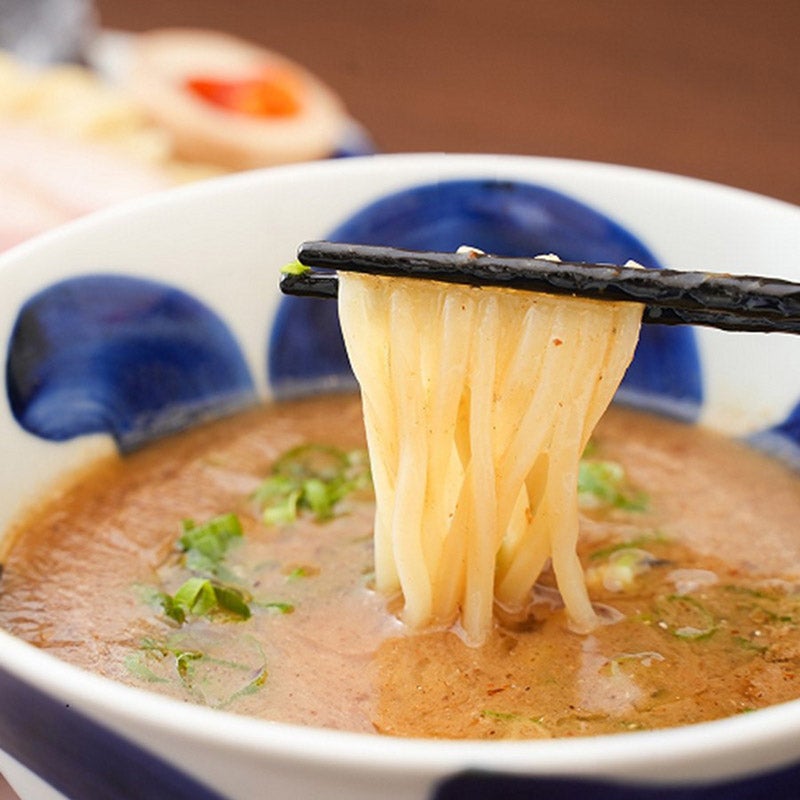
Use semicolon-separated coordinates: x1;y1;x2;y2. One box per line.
123;652;168;683
656;594;717;640
478;709;549;736
128;636;268;708
578;459;648;511
256;600;295;614
280;260;311;275
253;443;371;525
179;513;243;574
161;577;251;623
585;547;656;592
589;532;667;561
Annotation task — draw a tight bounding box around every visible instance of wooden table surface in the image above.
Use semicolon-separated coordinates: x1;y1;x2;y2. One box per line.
94;0;799;206
0;1;798;797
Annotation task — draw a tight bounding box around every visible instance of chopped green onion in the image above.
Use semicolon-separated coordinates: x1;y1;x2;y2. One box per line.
732;635;768;653
253;443;371;525
259;478;302;525
589;531;667;561
220;662;269;708
480;710;523;722
724;585;774;600
133;637;268;708
281;260;311;275
606;651;665;675
586;548;655;592
174;577;217;615
159;591;187;624
211;583;253;618
723;584;800;625
578;459;648;511
161;577;252;622
179;513;243;574
175;648;204;681
656;594;717;640
256;600;295;614
479;710;548;734
124;652;169;683
286;565;316;580
135;639;205;685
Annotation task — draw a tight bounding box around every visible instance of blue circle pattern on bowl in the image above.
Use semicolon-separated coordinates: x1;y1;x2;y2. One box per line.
268;178;704;419
6;177;800;458
7;177;711;452
5;274;256;453
3;176;800;800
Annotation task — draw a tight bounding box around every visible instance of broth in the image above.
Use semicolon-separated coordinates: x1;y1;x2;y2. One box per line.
1;394;800;738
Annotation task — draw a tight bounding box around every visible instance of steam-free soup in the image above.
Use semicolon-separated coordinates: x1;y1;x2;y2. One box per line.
1;394;800;738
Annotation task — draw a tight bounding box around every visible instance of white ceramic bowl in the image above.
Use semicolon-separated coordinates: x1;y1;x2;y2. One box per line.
0;154;799;800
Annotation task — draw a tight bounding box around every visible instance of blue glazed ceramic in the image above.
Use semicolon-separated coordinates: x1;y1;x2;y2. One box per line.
6;275;256;452
6;178;704;452
0;154;798;800
0;663;227;800
268;179;703;418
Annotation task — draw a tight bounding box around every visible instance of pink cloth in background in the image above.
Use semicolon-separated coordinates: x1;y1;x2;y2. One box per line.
0;774;19;800
0;123;171;254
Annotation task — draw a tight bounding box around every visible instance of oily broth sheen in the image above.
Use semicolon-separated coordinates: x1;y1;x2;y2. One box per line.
1;394;800;737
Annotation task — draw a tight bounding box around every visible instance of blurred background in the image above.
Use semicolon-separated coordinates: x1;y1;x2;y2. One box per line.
91;0;799;203
0;0;798;797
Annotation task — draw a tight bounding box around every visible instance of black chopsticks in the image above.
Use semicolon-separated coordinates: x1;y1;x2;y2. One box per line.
279;241;800;335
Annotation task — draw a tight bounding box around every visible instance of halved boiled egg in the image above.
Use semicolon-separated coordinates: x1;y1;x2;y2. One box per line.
125;28;349;170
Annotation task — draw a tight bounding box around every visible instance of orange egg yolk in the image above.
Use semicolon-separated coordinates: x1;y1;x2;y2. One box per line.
185;67;303;117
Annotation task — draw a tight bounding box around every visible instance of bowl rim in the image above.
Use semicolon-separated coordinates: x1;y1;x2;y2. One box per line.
2;150;799;276
1;152;799;784
2;621;800;781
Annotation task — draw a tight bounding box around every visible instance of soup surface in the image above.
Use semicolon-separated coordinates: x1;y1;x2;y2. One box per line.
2;395;800;738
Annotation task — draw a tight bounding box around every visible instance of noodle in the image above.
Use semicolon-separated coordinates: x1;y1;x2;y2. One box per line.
338;269;643;644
